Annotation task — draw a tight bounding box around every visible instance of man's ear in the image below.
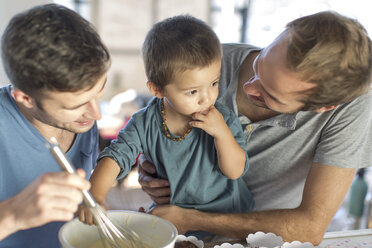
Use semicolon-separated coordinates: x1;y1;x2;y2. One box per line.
314;105;338;113
147;82;164;98
11;88;35;109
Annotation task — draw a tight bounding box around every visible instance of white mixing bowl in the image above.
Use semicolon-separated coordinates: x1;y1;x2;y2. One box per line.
59;210;178;248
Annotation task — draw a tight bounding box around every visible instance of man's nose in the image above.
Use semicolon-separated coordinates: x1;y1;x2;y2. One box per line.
85;99;102;120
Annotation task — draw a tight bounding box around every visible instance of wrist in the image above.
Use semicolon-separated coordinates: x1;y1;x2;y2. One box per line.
0;199;18;240
185;208;203;231
214;128;234;143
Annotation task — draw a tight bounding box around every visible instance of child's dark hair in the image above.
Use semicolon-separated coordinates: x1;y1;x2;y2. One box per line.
142;15;222;89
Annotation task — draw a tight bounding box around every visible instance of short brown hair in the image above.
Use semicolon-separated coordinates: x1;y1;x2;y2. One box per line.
142;15;222;89
285;11;372;110
1;4;110;97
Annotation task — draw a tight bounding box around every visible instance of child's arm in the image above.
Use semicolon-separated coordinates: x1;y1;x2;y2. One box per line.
214;126;246;180
89;157;121;204
190;106;246;179
77;157;121;224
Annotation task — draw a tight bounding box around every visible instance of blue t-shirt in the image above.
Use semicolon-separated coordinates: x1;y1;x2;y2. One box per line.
99;97;254;213
0;85;99;248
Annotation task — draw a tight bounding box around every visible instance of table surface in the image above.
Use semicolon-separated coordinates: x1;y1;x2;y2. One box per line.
203;228;372;247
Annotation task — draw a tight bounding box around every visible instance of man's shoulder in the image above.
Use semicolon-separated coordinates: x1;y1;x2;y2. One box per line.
336;89;372;115
296;89;372;127
221;43;261;57
222;43;260;50
353;88;372;106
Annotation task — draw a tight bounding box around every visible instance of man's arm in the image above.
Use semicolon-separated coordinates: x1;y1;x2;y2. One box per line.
150;163;356;245
0;170;90;240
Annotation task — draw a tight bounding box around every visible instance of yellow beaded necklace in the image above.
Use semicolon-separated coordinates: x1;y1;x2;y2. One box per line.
161;98;192;141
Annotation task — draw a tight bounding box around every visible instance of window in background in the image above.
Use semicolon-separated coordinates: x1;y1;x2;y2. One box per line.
54;0;91;21
56;0;372;48
210;0;372;48
210;0;250;43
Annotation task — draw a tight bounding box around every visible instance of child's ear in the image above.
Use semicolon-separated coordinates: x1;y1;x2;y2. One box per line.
147;81;164;98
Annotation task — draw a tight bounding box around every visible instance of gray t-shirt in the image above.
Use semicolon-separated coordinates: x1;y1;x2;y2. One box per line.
219;43;372;211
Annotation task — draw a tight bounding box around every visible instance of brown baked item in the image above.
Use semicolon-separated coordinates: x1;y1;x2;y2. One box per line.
174;240;198;248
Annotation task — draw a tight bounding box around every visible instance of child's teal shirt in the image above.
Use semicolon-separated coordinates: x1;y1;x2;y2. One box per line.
99;97;254;213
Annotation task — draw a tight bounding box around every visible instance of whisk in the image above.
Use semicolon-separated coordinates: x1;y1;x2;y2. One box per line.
47;137;145;248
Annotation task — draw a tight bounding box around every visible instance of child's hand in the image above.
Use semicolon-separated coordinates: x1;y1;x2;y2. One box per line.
77;204;95;225
189;105;230;139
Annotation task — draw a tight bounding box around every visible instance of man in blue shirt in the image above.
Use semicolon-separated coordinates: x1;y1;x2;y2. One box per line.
0;4;110;247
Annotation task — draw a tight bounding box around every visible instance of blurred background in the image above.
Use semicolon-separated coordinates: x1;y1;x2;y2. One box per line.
1;0;372;233
1;0;372;99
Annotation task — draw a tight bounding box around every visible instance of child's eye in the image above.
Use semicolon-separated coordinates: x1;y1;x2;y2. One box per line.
211;81;219;87
186;90;197;95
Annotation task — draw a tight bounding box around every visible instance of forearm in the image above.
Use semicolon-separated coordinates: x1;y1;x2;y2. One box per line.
0;200;17;240
214;133;246;179
186;207;325;245
89;157;121;204
186;164;356;245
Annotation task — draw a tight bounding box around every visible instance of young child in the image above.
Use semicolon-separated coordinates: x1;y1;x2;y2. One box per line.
78;15;254;236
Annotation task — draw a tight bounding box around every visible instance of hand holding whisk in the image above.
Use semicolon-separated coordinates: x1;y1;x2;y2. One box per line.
46;137;145;248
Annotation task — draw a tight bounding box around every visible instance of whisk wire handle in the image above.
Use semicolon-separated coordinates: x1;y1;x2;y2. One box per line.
46;137;145;248
46;137;96;208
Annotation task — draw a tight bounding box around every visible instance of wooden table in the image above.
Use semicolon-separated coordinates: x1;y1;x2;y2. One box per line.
203;229;372;247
